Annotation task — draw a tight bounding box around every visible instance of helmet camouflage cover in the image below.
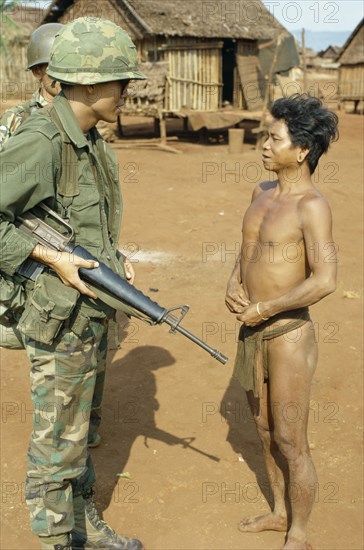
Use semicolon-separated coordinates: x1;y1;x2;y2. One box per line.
27;23;64;69
47;17;146;84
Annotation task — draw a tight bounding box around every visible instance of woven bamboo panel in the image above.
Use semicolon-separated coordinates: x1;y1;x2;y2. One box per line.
159;39;222;111
236;41;264;111
339;65;364;100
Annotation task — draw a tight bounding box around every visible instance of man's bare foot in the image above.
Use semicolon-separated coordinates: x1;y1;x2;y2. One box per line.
238;512;287;533
283;537;312;550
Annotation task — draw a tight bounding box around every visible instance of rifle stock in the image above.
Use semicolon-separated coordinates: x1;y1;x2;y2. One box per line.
15;207;229;365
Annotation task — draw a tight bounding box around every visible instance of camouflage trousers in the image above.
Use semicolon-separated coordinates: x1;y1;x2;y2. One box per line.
23;318;108;536
0;318;107;446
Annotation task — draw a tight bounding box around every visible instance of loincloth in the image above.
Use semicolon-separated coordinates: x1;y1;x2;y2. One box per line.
233;307;311;398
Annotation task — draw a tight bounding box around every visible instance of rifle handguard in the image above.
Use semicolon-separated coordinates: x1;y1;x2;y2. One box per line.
15;206;229;364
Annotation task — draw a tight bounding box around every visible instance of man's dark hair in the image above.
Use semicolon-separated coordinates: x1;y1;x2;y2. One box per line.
270;94;339;174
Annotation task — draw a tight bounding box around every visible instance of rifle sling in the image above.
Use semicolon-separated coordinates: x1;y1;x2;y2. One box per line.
48;106;80;199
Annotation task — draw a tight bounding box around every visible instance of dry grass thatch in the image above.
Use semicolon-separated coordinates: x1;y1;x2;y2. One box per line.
338;18;364;65
44;0;290;40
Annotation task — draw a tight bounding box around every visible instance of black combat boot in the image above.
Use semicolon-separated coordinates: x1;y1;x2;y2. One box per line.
71;489;143;549
39;533;72;549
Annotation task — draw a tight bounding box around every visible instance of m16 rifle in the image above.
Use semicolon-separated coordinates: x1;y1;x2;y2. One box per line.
15;204;228;365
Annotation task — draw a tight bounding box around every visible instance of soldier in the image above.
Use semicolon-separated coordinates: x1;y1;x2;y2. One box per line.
0;17;145;550
0;23;63;149
0;24;63;352
0;20;120;450
0;23;63;347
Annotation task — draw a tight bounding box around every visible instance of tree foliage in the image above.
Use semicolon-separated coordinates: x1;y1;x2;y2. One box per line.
0;0;20;60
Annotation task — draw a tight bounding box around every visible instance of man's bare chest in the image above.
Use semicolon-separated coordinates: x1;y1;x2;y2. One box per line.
243;198;303;245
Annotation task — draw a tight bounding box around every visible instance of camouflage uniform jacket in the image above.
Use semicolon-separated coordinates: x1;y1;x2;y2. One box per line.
0;92;125;323
0;89;48;150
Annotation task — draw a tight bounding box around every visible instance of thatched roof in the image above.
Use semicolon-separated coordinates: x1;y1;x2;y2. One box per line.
43;0;290;40
318;45;341;60
337;18;364;65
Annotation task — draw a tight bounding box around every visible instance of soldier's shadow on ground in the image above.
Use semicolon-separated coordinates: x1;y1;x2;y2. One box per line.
220;376;273;508
91;342;178;513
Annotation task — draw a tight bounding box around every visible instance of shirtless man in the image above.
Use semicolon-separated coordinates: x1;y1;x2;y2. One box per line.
225;94;339;549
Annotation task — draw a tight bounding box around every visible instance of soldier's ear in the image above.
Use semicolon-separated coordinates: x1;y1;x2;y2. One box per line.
84;84;98;104
31;66;42;79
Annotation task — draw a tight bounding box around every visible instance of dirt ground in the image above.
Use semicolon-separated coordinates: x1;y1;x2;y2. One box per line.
0;111;363;550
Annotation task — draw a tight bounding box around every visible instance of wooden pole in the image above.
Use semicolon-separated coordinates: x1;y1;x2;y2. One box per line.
302;28;307;93
254;33;283;149
160;117;167;145
116;115;123;138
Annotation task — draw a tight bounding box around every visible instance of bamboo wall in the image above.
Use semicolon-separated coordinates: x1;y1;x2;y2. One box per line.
339;65;364;100
158;38;223;112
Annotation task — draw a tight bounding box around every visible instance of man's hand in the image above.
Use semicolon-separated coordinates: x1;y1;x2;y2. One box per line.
30;245;99;299
116;249;135;285
225;279;251;313
124;258;135;284
236;302;269;327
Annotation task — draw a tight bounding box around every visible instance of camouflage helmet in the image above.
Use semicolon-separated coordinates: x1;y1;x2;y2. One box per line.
27;23;64;70
47;17;146;85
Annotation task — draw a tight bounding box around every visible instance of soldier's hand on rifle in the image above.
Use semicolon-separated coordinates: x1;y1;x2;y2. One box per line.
30;244;99;299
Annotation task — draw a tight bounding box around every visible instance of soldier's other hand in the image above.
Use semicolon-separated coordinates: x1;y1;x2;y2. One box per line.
124;258;135;284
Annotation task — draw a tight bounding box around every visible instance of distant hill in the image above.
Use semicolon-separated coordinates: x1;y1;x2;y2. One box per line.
291;30;351;53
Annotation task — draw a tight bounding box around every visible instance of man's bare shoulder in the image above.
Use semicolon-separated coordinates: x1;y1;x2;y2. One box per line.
251;180;277;201
298;189;332;226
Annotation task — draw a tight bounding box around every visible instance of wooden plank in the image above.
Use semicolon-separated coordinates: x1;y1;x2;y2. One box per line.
160;42;224;51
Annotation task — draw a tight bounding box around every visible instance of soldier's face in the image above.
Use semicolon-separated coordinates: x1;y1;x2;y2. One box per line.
89;80;130;123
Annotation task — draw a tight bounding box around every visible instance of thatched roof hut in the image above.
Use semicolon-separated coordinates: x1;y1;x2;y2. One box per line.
318;45;341;62
337;18;364;112
43;0;299;115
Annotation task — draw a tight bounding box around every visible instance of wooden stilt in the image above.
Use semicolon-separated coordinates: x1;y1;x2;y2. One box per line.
159;114;167;146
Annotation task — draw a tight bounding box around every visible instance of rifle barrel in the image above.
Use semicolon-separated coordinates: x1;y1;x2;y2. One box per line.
164;314;228;365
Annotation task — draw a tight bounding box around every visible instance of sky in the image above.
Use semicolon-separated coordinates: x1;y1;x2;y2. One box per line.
261;0;363;32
